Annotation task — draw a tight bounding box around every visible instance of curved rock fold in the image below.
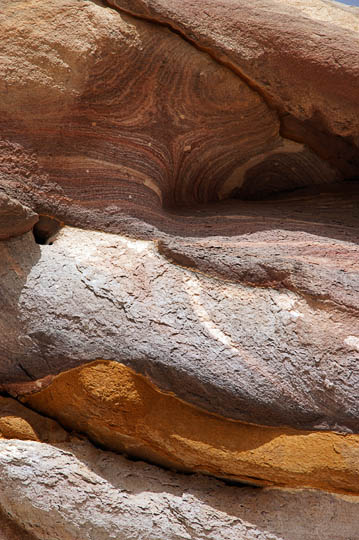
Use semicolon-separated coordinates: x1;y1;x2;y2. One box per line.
1;0;359;537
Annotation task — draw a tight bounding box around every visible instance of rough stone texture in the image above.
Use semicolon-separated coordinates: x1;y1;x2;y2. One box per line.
1;0;356;238
108;0;359;142
0;193;38;240
1;0;359;522
20;359;359;494
1;439;359;540
0;509;36;540
2;223;359;436
158;185;359;314
0;396;69;443
0;398;68;539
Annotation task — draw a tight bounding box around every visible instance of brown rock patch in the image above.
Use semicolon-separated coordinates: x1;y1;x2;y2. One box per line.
0;396;69;443
0;193;38;241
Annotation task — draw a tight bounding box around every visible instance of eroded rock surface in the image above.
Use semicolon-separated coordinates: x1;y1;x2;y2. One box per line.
1;223;358;434
0;508;36;540
1;0;358;236
108;0;359;141
0;193;37;241
0;396;69;444
1;439;359;540
19;359;359;494
1;0;359;528
0;214;358;492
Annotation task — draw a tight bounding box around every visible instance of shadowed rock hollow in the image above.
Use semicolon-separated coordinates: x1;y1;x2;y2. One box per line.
1;0;359;538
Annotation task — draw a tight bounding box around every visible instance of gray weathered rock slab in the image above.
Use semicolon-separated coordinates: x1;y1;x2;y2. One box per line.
0;439;359;540
1;226;359;433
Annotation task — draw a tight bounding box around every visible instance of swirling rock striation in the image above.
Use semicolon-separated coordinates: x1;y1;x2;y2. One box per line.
0;0;356;236
1;0;359;509
107;0;359;141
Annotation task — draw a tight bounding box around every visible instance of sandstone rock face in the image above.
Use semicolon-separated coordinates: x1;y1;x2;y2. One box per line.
108;0;359;141
0;193;38;241
2;224;359;435
0;396;69;444
1;0;356;236
21;359;359;494
1;0;359;534
0;509;36;540
106;0;359;189
0;218;357;492
1;439;359;540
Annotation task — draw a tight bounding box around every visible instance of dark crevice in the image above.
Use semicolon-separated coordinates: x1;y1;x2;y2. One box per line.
18;363;35;381
33;215;63;245
219;476;263;489
231;179;349;202
230;183;312;202
280;112;359;182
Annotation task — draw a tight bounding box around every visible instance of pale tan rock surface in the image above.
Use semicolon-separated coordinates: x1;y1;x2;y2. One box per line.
1;439;359;540
0;222;358;493
0;193;38;241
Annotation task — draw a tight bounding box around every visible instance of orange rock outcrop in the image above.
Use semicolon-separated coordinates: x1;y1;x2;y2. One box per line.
23;360;359;495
